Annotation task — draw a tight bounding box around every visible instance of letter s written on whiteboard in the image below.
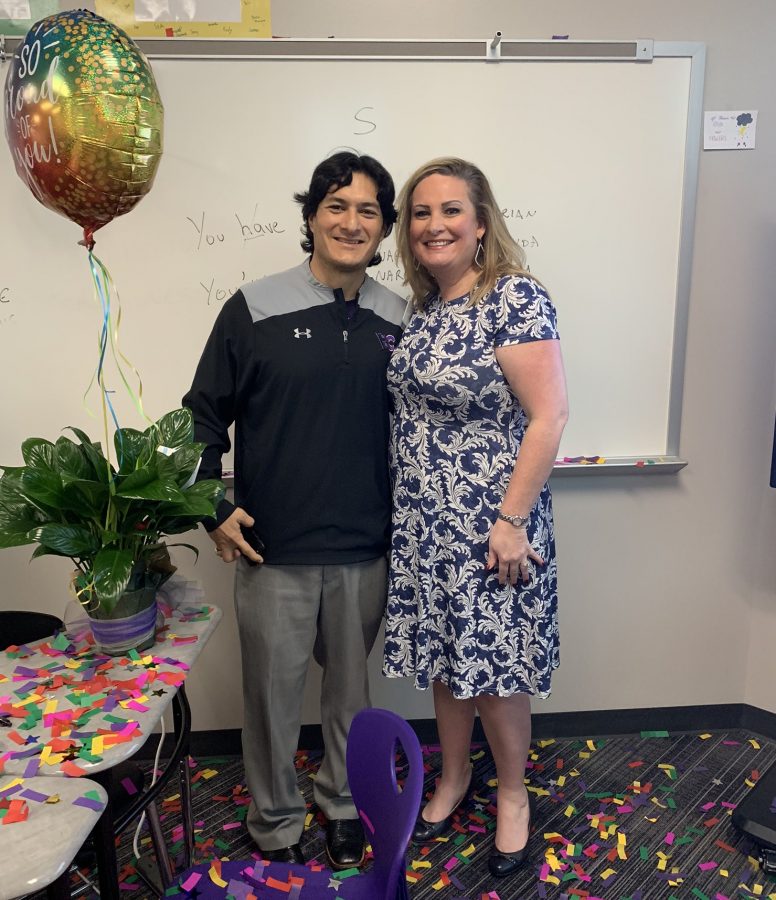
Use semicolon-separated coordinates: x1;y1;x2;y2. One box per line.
354;107;376;135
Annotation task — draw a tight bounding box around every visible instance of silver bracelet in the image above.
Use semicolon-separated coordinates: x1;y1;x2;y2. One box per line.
498;511;530;528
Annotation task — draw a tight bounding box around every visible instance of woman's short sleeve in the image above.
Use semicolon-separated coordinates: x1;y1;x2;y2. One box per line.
493;275;560;348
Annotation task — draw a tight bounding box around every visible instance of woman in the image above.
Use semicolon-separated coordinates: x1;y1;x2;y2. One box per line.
383;158;568;876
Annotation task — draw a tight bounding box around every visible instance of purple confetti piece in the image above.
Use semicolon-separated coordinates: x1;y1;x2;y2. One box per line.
23;757;40;777
12;667;40;678
0;783;23;799
225;879;253;900
19;789;49;802
73;795;105;812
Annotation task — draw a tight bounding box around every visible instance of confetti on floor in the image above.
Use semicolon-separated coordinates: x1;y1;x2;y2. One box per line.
29;728;776;900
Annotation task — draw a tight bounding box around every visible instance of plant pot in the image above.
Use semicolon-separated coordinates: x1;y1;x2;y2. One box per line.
89;590;159;656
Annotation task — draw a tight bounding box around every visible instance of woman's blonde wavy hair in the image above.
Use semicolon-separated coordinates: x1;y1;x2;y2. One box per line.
396;157;531;311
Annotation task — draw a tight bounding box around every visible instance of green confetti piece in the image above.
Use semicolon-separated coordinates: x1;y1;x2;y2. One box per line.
666;798;677;809
52;632;71;650
585;791;615;799
103;715;129;724
332;867;360;880
641;730;670;738
214;838;230;850
690;889;710;900
77;749;103;764
128;649;142;661
455;852;473;865
674;835;694;846
561;871;581;882
686;827;705;836
639;846;649;860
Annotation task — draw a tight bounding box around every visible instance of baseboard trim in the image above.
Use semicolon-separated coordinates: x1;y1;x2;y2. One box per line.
134;702;776;760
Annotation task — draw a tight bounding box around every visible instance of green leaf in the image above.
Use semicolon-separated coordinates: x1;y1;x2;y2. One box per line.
154;408;194;450
93;548;135;612
158;479;224;519
156;444;206;486
30;544;71;559
66;480;110;515
64;427;112;483
114;428;151;474
116;468;183;501
54;437;94;480
30;523;100;556
20;468;65;508
22;438;55;469
59;481;103;518
0;520;38;547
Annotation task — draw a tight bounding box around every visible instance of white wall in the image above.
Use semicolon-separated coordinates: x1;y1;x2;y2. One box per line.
3;0;775;731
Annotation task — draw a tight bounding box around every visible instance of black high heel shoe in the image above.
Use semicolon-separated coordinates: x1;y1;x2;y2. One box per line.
411;767;474;843
488;792;536;877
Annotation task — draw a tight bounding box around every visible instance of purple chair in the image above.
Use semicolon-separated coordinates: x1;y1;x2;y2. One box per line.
167;707;423;899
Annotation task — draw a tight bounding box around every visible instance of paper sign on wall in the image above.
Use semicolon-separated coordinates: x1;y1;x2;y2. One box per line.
703;110;758;150
94;0;271;37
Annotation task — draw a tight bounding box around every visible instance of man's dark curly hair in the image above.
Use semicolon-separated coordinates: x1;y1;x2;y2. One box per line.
294;151;397;267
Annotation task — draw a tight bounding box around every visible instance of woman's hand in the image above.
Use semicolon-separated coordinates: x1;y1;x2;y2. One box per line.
486;518;544;586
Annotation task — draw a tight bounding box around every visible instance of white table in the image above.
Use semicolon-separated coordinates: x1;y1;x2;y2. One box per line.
0;595;222;898
0;775;108;900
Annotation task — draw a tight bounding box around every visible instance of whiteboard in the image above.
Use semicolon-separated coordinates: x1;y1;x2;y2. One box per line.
0;44;701;468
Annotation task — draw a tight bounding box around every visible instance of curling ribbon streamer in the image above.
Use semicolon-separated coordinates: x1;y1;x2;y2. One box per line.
83;249;152;466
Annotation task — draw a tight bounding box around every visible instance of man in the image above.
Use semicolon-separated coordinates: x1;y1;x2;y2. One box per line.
183;152;406;868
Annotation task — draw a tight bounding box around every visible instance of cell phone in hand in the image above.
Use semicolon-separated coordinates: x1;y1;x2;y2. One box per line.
241;526;265;565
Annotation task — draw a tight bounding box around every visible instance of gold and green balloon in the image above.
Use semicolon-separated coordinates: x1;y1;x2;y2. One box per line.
3;9;163;246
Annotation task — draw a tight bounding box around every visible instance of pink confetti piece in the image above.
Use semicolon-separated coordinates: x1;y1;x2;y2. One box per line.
698;860;718;871
120;777;138;795
664;832;675;845
701;802;716;811
181;872;202;891
444;858;459;871
358;808;375;835
223;821;242;830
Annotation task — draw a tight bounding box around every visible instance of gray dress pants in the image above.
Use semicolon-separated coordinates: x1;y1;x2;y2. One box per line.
234;557;387;851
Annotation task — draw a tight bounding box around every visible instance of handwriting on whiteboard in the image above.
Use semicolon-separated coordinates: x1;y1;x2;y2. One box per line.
186;205;286;250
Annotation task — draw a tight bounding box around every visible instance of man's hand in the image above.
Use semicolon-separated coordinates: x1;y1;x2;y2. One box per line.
210;508;264;564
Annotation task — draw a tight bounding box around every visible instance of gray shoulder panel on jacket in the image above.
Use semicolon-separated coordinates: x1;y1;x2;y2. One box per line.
240;261;327;323
359;276;409;327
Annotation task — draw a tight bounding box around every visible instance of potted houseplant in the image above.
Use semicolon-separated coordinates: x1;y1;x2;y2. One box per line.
0;407;224;654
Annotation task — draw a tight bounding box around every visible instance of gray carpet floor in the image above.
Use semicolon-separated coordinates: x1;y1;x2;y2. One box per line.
59;727;776;900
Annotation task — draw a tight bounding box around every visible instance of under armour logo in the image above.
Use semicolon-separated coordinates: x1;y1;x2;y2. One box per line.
294;328;311;339
376;332;396;352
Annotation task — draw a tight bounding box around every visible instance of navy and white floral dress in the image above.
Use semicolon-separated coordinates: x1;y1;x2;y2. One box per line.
382;274;561;699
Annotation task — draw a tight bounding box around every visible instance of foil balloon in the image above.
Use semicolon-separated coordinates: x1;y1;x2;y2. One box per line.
3;9;163;247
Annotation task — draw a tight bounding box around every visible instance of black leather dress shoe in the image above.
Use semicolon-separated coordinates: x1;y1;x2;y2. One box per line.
412;770;474;843
325;818;365;869
488;793;536;878
259;843;304;864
